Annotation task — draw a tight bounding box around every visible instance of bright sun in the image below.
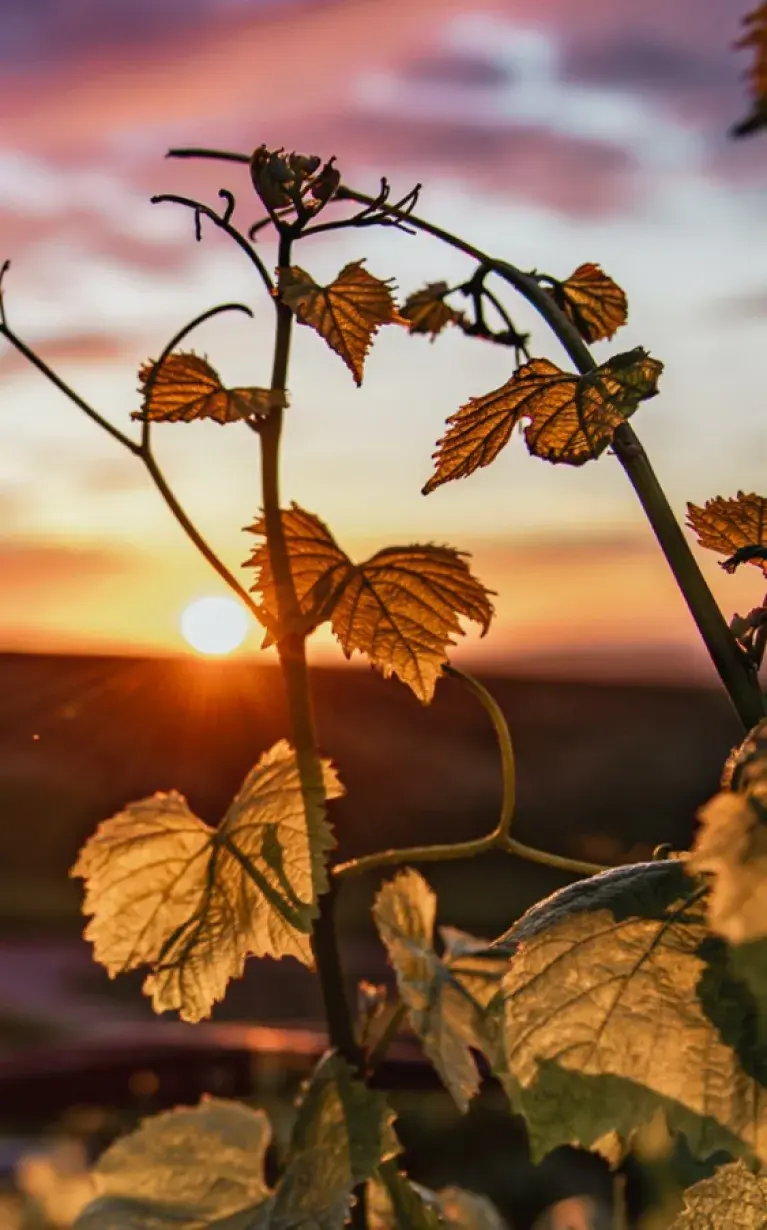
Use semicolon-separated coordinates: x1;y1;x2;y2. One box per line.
180;596;251;656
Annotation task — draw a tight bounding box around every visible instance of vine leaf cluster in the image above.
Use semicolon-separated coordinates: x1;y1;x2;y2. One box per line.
1;34;766;1216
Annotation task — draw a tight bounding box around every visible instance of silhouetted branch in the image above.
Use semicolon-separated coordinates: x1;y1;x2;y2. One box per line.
151;192;273;294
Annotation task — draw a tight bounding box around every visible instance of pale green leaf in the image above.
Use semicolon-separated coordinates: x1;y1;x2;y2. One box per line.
666;1160;767;1228
260;1052;398;1229
482;861;767;1165
689;791;767;944
689;720;767;944
74;1096;271;1228
368;1168;443;1230
72;740;342;1021
373;869;506;1112
369;1167;507;1229
75;1055;396;1230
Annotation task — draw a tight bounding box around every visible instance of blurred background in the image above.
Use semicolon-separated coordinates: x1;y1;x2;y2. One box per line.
0;0;764;1224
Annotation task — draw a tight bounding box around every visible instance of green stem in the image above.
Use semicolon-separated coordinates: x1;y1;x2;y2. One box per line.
365;1001;408;1073
333;664;606;880
260;231;360;1068
336;185;765;733
443;665;515;838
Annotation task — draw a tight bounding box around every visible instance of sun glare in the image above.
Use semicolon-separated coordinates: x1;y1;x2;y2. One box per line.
180;596;251;656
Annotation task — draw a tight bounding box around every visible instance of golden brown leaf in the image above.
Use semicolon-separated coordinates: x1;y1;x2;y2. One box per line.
134;352;285;424
400;282;466;341
689;790;767;944
423;347;662;493
732;3;767;137
278;261;404;385
243;504;353;644
667;1161;767;1228
244;504;494;703
549;263;628;343
686;492;767;574
71;740;341;1021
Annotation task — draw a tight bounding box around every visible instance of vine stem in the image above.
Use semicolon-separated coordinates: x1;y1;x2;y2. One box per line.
0;306;262;621
333;664;606;881
334;185;765;734
259;230;361;1072
151;192;274;295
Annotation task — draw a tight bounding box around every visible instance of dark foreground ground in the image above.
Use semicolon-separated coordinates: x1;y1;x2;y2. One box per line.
0;651;747;1225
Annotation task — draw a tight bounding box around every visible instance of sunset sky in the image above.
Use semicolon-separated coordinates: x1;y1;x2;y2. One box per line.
0;0;765;681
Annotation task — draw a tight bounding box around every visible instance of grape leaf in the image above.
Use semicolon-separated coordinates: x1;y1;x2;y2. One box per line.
278;261;404;385
243;503;352;646
71;739;341;1021
479;861;767;1166
76;1097;271;1227
373;869;507;1111
243;504;494;704
690;792;767;944
423;348;662;493
369;1168;443;1230
75;1055;396;1230
132;353;285;424
369;1166;507;1229
400;282;466;341
732;3;767;137
722;717;767;792
547;263;628;343
686;492;767;574
267;1051;398;1229
667;1160;767;1227
689;726;767;943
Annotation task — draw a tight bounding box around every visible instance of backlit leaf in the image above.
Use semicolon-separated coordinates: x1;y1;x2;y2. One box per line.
268;1051;398;1229
75;1055;396;1230
732;3;767;137
481;861;767;1165
667;1160;767;1228
423;348;662;493
71;740;341;1021
133;352;285;424
243;504;352;646
244;505;494;704
689;720;767;944
370;1167;507;1229
686;492;767;574
76;1097;271;1227
547;263;628;343
400;282;466;341
373;869;506;1111
278;261;404;385
689;793;767;945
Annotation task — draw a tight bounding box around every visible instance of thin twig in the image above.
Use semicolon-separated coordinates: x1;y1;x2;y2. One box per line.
136;301;255;455
0;312;262;620
333;663;607;880
151;192;274;294
366;1002;409;1073
0;322;141;456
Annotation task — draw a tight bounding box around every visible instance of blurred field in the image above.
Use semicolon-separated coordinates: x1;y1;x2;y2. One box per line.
0;648;743;935
0;648;743;1027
